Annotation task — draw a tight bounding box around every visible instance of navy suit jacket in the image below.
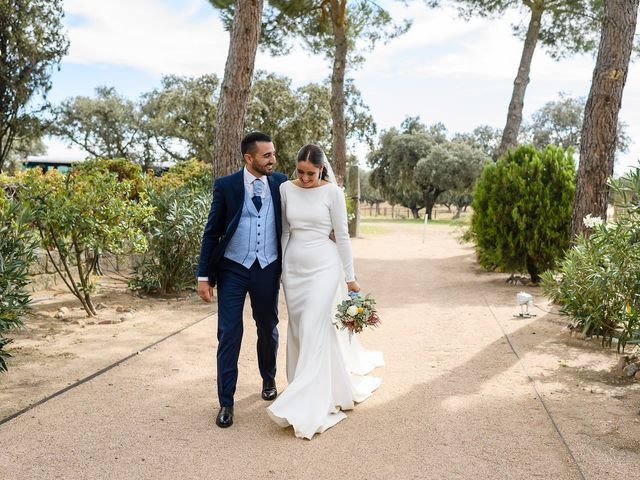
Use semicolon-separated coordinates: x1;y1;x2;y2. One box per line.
197;170;288;286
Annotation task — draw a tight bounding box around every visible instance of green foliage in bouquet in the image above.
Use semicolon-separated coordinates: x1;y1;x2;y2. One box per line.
19;164;151;316
335;293;381;335
471;145;575;283
0;189;38;371
129;160;212;294
541;166;640;351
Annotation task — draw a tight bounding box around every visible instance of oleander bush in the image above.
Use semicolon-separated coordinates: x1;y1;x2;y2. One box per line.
541;166;640;351
129;159;212;294
0;192;37;372
75;157;146;199
471;145;575;283
19;163;152;316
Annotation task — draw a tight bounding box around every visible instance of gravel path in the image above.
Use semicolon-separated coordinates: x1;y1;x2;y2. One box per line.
1;221;636;479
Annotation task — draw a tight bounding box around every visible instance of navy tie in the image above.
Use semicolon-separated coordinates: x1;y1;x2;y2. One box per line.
252;179;263;212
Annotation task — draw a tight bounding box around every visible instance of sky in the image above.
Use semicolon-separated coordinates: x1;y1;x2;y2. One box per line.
45;0;640;175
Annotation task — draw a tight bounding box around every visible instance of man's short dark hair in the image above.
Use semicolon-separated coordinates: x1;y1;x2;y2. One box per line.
241;131;272;156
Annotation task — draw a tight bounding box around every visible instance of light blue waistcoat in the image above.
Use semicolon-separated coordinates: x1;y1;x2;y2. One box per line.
223;187;278;269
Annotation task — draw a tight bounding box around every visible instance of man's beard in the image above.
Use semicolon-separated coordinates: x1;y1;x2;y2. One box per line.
253;162;274;176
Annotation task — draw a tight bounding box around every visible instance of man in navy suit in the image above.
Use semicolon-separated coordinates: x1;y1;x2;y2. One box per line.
197;132;288;428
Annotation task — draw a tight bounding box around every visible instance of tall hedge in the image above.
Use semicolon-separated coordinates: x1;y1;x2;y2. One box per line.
471;145;575;283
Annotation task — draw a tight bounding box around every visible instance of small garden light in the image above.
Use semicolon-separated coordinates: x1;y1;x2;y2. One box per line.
515;291;536;318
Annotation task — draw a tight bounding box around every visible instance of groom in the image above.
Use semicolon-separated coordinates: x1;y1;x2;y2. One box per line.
197;131;288;428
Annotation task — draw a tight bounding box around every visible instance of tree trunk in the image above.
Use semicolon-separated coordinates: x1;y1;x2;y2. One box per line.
213;0;263;178
329;0;348;186
571;0;639;239
425;197;436;220
495;6;543;159
347;165;360;237
424;188;444;220
526;255;540;284
410;207;419;219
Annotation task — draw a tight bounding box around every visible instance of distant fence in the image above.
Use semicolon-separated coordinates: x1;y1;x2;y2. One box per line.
360;203;468;220
360;204;422;219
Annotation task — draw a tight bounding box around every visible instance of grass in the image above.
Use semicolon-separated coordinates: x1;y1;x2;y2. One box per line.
359;223;389;235
360;217;468;226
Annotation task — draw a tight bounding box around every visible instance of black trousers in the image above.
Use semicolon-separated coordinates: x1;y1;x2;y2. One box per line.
215;257;280;406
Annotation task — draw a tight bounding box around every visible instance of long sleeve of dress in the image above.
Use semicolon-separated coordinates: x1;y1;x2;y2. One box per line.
329;185;356;282
280;182;290;257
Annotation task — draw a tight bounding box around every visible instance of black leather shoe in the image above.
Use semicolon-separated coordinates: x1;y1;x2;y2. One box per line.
216;406;234;428
262;379;277;401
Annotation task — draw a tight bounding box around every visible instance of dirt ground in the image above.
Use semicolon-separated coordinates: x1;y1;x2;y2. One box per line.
0;276;213;420
1;218;639;479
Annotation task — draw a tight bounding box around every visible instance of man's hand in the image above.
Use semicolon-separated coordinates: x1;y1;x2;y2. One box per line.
197;280;214;303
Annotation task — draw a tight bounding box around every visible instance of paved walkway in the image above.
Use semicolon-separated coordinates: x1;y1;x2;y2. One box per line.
0;222;625;479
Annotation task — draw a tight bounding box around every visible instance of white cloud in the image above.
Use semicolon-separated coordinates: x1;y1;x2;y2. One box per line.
43;136;87;159
255;46;330;85
63;0;229;76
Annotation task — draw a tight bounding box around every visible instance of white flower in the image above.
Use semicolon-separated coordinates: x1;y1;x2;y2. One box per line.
583;214;604;229
346;305;359;317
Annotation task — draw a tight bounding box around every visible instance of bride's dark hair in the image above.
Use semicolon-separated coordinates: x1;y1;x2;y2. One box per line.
297;144;329;181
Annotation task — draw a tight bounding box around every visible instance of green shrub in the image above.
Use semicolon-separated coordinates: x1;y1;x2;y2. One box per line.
75;158;146;199
541;165;640;351
129;160;212;294
153;158;212;193
471;145;575;282
0;193;37;372
19;164;152;316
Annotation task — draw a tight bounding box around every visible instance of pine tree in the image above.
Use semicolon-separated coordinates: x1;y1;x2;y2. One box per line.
471;145;575;283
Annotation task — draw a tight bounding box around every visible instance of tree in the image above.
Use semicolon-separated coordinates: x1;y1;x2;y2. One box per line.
452;0;605;158
209;0;263;178
50;87;142;164
439;190;473;218
521;92;629;153
140;74;220;163
0;0;69;172
216;0;408;184
571;0;639;238
290;0;409;185
246;71;322;175
48;73;376;175
453;125;502;161
246;71;376;175
471;145;575;283
360;170;385;214
4;131;46;174
368;118;447;218
414;140;488;219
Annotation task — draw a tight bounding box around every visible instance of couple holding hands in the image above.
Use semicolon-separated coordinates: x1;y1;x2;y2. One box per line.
197;132;383;440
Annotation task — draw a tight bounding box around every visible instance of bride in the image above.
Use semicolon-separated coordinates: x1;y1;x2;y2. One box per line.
267;144;384;439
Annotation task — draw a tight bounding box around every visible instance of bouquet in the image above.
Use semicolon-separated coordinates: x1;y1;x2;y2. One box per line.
334;292;381;335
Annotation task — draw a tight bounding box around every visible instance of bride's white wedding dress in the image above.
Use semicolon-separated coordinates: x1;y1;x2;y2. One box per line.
267;181;384;440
